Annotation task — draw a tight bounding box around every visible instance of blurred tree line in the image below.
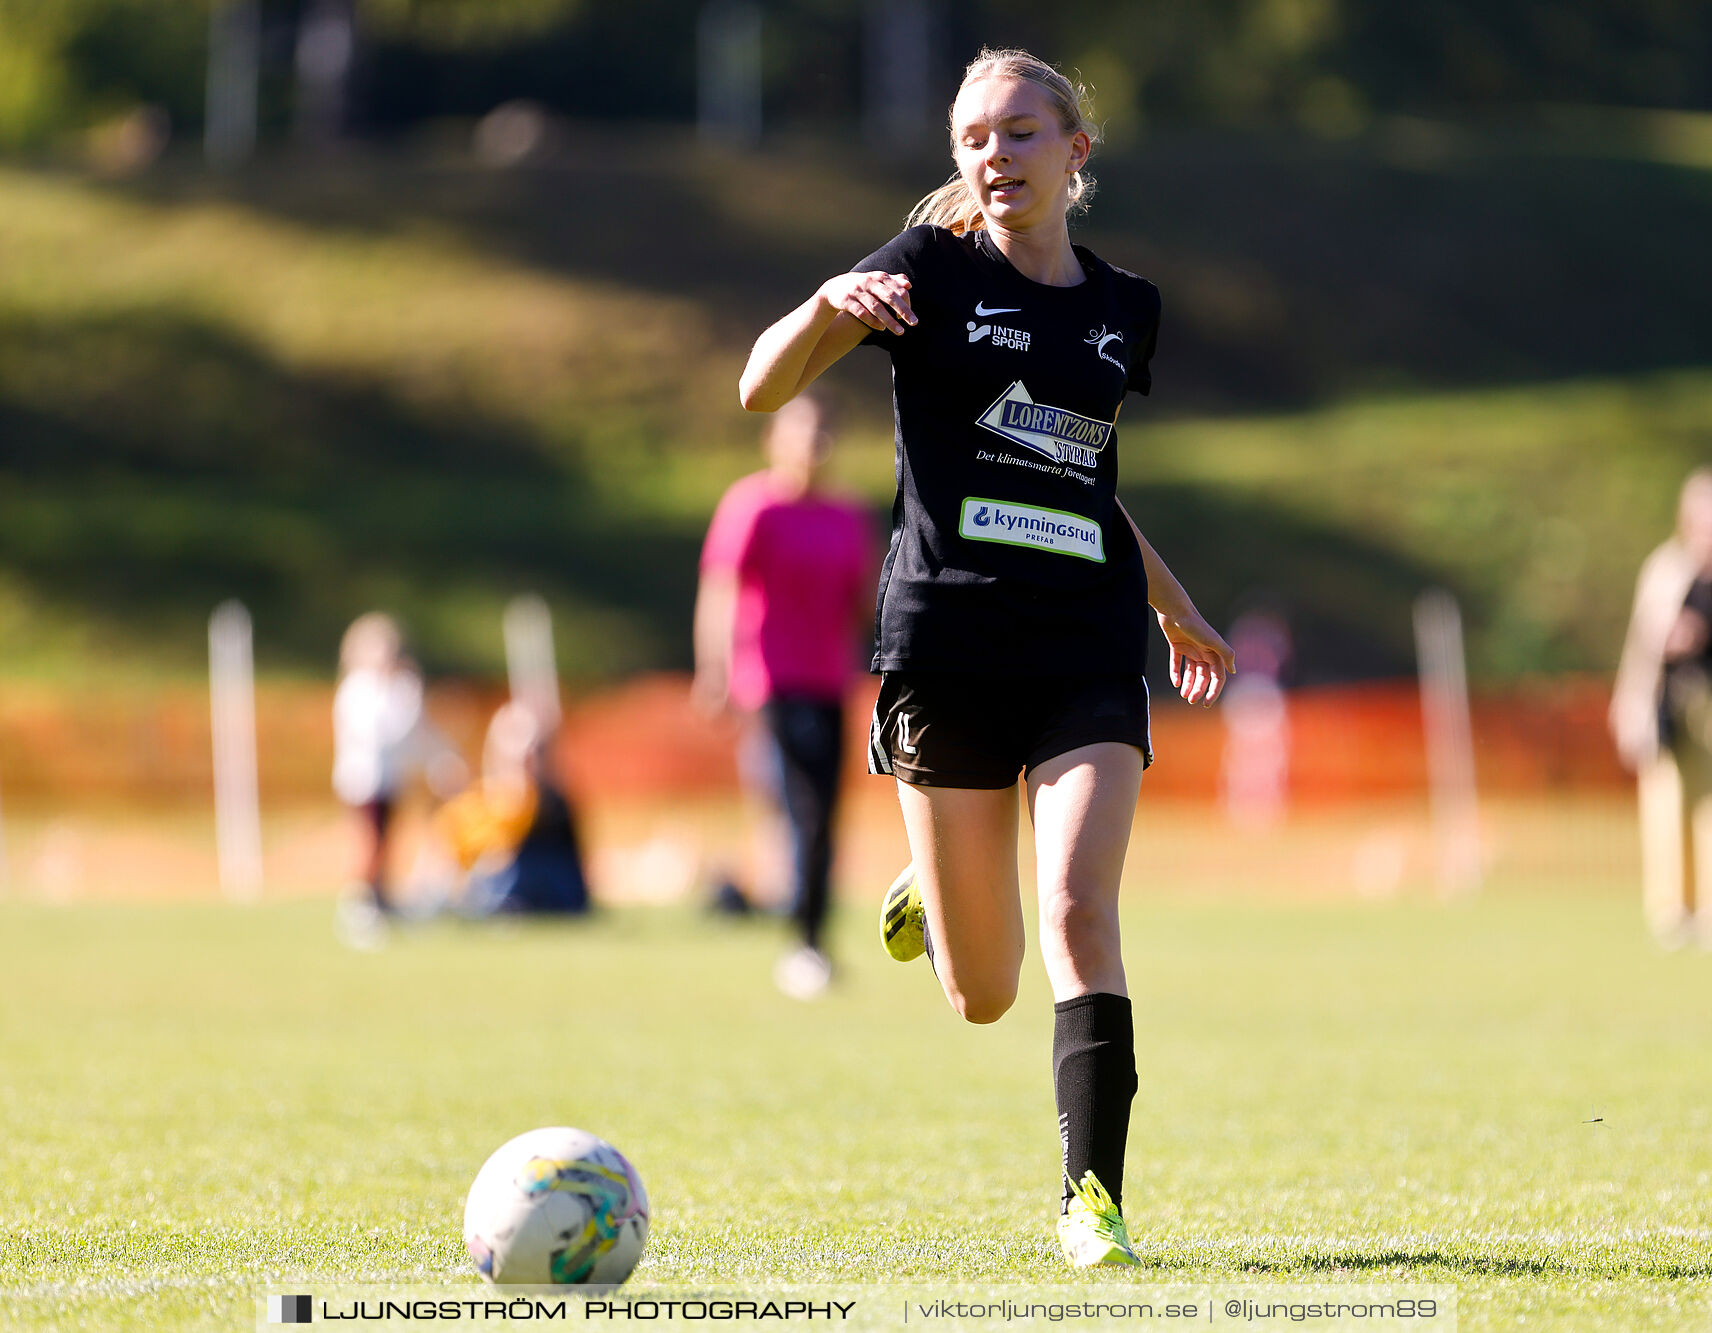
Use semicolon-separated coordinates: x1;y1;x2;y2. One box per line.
1;0;1708;151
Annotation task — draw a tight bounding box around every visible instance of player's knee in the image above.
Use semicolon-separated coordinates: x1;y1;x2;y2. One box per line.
945;976;1017;1024
1039;889;1116;951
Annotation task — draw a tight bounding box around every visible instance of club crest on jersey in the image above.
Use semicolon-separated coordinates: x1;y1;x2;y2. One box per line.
975;381;1113;468
1085;325;1125;370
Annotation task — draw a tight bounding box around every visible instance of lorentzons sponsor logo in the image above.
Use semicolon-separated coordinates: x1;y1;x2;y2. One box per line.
975;381;1112;468
959;498;1104;562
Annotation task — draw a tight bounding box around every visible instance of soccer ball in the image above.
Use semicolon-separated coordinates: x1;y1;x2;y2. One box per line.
463;1127;650;1285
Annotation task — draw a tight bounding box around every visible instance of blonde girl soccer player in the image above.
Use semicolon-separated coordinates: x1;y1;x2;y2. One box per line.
738;48;1234;1266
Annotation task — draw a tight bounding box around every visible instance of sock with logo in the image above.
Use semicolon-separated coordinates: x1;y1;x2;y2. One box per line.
1053;992;1137;1213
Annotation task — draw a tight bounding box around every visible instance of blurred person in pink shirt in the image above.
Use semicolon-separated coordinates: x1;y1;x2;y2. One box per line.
693;394;876;997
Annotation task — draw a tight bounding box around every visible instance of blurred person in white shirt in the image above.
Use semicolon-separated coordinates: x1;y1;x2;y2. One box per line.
333;612;462;925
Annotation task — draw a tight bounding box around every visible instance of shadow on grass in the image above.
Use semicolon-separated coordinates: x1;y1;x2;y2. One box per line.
111;128;1712;413
0;305;1457;679
0;308;704;676
1125;481;1440;687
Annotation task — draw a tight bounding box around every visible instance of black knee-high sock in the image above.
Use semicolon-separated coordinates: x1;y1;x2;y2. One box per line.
1054;993;1137;1213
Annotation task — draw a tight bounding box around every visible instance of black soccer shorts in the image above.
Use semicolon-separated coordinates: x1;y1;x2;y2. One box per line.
867;670;1153;789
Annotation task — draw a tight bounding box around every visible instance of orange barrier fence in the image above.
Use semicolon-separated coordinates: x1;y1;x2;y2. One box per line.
0;672;1629;810
1147;675;1629;803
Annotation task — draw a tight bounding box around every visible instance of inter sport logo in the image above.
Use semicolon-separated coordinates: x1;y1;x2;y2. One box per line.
960;497;1104;562
975;381;1113;468
968;303;1031;350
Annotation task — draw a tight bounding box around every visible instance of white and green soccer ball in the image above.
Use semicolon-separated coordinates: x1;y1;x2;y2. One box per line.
463;1127;650;1285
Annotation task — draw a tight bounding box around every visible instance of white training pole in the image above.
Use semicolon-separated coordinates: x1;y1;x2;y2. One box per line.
205;0;260;168
862;0;933;149
294;0;356;148
1414;588;1482;896
504;594;561;729
696;0;763;147
209;600;263;901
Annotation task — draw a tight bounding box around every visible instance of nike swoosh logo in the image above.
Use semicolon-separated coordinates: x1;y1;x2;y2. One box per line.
974;302;1022;317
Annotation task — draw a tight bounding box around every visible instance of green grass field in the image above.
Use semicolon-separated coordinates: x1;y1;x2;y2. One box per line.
3;890;1709;1331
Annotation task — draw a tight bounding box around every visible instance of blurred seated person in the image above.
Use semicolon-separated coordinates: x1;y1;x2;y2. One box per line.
435;701;590;917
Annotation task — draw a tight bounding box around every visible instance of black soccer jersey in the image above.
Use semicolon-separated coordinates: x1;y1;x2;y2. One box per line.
854;224;1161;675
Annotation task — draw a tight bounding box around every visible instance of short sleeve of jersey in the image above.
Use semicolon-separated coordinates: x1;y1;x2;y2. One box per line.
700;476;765;576
1116;270;1162;397
851;225;940;350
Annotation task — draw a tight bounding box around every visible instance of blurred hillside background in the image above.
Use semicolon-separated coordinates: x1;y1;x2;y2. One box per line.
3;0;1709;691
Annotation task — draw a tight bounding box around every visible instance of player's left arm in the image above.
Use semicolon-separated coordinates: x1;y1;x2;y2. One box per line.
1108;283;1229;702
1115;498;1234;706
691;566;739;714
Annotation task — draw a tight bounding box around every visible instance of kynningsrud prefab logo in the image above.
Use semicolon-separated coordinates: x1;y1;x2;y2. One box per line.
959;498;1104;562
268;1294;313;1324
976;381;1112;468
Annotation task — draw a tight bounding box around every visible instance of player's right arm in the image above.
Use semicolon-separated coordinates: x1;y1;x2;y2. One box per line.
738;271;917;412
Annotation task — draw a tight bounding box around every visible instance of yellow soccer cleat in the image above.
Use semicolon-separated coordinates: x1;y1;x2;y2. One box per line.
1056;1171;1141;1267
879;864;926;962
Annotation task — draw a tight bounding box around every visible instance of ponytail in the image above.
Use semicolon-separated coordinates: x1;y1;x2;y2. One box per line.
905;174;987;235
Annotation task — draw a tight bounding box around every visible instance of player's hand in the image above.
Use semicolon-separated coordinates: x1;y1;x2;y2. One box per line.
818;271;916;336
1158;609;1235;706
